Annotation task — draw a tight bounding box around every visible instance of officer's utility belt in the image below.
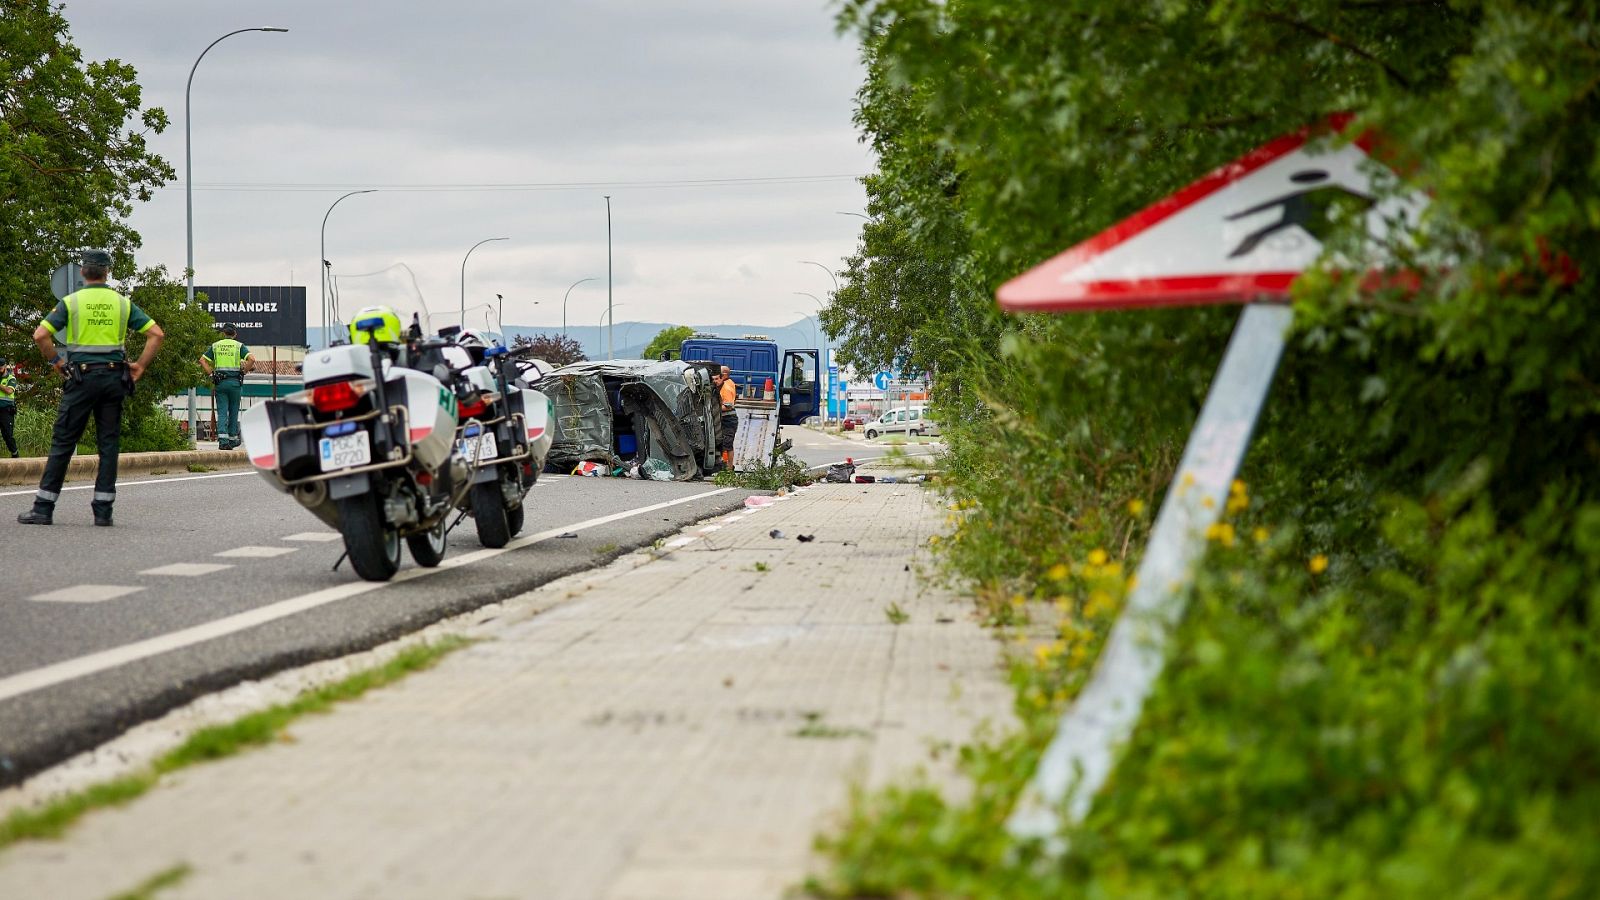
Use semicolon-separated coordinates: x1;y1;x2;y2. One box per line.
76;361;124;372
215;370;244;379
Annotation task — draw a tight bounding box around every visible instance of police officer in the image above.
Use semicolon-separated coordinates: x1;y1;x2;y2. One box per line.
200;324;254;450
17;250;165;527
0;357;19;457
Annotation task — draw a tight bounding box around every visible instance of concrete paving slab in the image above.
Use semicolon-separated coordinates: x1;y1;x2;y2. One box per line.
0;479;1011;900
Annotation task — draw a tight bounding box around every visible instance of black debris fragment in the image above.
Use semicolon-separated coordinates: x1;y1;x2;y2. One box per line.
796;534;815;543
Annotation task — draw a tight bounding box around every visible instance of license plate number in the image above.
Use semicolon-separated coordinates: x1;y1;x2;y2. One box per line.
319;431;372;472
458;432;499;462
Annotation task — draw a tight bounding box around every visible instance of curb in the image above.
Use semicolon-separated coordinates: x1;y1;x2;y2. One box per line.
0;449;248;485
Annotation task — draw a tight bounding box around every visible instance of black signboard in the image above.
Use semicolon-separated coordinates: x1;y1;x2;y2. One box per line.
197;285;308;347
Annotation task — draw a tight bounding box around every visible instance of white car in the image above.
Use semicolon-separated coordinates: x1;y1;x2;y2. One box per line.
862;406;938;439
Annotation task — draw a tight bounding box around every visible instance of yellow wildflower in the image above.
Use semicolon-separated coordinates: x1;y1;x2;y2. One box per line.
1126;498;1146;516
1252;527;1270;544
1087;548;1109;566
1046;563;1070;581
1231;479;1247;496
1309;554;1329;574
1205;522;1236;547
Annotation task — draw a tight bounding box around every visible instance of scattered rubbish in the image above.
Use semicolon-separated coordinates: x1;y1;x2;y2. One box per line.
796;534;815;543
572;461;607;477
556;532;578;539
769;529;787;539
905;474;926;484
935;615;955;624
640;457;675;481
880;476;898;484
903;564;911;572
854;475;876;484
824;458;857;483
744;496;776;509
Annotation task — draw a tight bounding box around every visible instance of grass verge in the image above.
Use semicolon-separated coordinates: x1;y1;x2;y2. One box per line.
0;637;471;850
107;863;192;900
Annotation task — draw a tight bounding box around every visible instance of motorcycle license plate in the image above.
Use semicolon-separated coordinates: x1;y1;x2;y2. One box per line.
458;432;499;462
319;431;372;472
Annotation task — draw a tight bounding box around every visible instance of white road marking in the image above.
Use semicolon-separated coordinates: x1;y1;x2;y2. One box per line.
215;546;298;559
30;585;145;604
664;536;698;548
282;532;342;543
0;469;257;499
0;487;735;704
140;563;235;577
698;524;723;533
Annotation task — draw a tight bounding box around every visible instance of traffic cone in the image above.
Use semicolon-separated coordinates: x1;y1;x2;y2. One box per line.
762;377;775;401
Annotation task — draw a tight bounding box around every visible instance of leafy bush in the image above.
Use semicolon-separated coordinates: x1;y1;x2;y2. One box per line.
8;400;188;457
809;0;1600;895
712;452;815;490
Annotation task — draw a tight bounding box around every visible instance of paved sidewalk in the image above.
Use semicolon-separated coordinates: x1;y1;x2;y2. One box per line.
0;475;1010;900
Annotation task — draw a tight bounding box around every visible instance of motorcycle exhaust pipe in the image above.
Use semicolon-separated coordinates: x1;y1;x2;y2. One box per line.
294;481;328;510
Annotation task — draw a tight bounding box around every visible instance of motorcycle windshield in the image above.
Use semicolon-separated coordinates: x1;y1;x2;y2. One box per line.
330;263;432;344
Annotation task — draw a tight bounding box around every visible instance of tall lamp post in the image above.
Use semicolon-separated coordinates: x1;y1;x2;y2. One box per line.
460;237;508;327
185;26;288;305
605;195;614;360
320;189;375;346
798;259;840;295
184;25;286;444
562;276;597;340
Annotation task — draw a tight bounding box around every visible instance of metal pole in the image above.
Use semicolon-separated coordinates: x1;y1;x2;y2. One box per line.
460;237;508;328
184;26;286;444
320;189;375;347
798;260;839;294
562;277;597;341
605;195;614;360
794;291;826;424
1006;303;1295;848
185;26;287;305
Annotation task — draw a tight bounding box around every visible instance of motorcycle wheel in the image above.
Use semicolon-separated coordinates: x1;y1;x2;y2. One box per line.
406;517;447;567
507;500;525;537
337;493;401;582
472;480;511;549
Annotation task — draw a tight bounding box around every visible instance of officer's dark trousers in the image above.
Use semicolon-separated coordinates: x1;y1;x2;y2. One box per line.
33;368;124;517
0;405;16;456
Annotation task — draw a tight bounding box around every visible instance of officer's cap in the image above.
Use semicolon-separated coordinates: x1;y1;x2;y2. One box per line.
221;324;237;336
80;249;113;267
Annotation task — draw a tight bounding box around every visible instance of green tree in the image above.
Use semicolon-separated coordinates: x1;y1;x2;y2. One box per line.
0;0;173;365
812;1;1600;894
511;332;586;366
642;325;694;360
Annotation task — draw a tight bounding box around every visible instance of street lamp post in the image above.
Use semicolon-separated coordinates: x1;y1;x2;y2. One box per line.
562;276;597;340
836;211;870;220
798;260;840;295
794;291;828;424
320;189;375;347
184;25;286;445
185;26;288;305
460;237;508;327
605;195;614;360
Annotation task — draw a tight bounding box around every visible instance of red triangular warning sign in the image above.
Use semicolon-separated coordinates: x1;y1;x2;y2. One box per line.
997;115;1426;312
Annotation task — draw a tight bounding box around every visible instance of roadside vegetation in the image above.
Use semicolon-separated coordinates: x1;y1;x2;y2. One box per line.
713;452;816;490
810;1;1600;896
0;638;469;850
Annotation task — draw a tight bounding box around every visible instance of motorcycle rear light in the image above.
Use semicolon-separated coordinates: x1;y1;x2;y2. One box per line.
312;380;363;413
416;471;433;486
459;397;488;418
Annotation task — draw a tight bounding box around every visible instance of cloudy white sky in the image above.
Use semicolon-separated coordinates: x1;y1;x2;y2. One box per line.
60;0;871;337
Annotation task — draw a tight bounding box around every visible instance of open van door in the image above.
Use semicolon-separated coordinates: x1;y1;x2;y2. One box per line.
779;349;820;426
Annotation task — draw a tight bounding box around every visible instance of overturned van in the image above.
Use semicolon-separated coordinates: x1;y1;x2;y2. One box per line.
542;359;722;480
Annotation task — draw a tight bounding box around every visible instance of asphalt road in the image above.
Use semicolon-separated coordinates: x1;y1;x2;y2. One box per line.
0;427;893;787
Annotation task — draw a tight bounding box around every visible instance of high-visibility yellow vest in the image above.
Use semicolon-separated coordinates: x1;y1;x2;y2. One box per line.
211;338;244;372
62;286;131;355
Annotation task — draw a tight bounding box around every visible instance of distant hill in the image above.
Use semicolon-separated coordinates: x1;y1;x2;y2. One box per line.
307;316;825;361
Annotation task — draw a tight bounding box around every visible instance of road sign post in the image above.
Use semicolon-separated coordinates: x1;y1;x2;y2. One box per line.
997;116;1425;846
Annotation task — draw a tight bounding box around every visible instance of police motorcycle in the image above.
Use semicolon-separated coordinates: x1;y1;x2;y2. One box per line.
426;327;553;549
239;305;469;582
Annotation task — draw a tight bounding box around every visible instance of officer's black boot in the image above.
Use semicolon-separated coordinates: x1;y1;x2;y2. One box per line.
91;501;113;527
16;504;53;525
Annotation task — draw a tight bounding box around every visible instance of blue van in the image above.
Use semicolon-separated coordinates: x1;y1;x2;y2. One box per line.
679;335;820;426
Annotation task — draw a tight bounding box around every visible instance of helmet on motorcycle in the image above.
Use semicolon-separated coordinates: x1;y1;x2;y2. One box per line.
455;329;487;348
348;306;403;345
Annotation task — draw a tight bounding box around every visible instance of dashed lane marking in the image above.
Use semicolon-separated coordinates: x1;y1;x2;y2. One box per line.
30;585;145;604
283;532;342;543
140;563;235;577
215;546;298;559
664;536;698;549
0;487;735;704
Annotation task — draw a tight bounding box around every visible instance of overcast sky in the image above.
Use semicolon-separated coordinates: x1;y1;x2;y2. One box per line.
60;0;871;336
